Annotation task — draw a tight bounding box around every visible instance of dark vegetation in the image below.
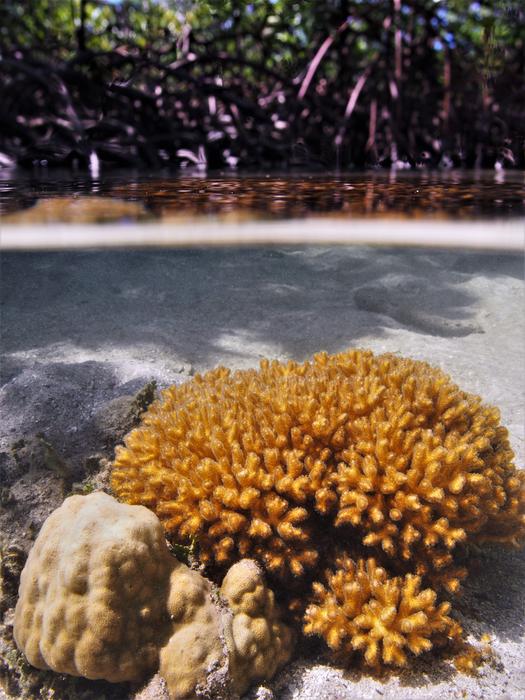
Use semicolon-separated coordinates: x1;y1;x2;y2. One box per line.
0;1;524;171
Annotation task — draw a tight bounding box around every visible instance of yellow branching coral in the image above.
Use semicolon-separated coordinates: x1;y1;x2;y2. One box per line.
111;348;525;668
303;554;461;668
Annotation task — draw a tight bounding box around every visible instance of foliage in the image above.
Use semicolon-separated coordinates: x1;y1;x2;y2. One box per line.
0;1;523;168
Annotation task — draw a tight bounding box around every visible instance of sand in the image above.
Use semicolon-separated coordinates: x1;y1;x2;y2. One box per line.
0;243;523;699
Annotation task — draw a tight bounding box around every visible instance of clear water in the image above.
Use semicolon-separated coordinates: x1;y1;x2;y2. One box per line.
0;168;524;700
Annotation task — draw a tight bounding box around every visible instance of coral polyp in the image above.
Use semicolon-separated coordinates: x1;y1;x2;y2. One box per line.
111;349;525;668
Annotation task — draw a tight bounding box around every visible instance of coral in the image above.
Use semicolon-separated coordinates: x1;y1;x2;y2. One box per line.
161;558;294;698
453;633;493;674
111;348;524;668
220;559;294;694
13;492;292;698
112;350;524;584
303;554;461;668
159;562;230;699
13;492;172;683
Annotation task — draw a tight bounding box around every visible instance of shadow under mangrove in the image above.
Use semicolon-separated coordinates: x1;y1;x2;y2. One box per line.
0;244;503;381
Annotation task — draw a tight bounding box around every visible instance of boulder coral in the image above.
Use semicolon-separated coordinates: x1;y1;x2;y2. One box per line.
111;349;525;668
13;492;292;698
160;558;292;699
14;492;171;683
221;559;294;694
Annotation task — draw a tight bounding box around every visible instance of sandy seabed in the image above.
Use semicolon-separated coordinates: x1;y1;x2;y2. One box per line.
0;244;523;699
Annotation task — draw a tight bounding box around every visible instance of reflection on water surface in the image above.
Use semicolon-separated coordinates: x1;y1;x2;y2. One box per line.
1;170;524;223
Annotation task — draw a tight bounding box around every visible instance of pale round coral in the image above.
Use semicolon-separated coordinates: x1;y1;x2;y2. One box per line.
159;559;294;699
221;559;294;695
13;492;173;682
158;564;231;700
14;492;293;697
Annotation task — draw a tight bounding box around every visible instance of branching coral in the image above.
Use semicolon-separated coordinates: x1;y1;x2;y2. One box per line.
111;349;525;668
303;554;461;668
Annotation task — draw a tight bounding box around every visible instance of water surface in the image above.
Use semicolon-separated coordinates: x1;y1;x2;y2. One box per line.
1;170;524;223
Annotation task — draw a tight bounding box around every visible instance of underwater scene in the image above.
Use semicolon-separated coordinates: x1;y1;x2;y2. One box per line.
0;168;524;700
3;0;525;694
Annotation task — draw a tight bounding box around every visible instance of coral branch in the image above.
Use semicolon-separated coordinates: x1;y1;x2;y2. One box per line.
304;555;461;667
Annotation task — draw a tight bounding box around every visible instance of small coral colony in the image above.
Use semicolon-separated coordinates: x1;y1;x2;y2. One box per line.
15;349;525;696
